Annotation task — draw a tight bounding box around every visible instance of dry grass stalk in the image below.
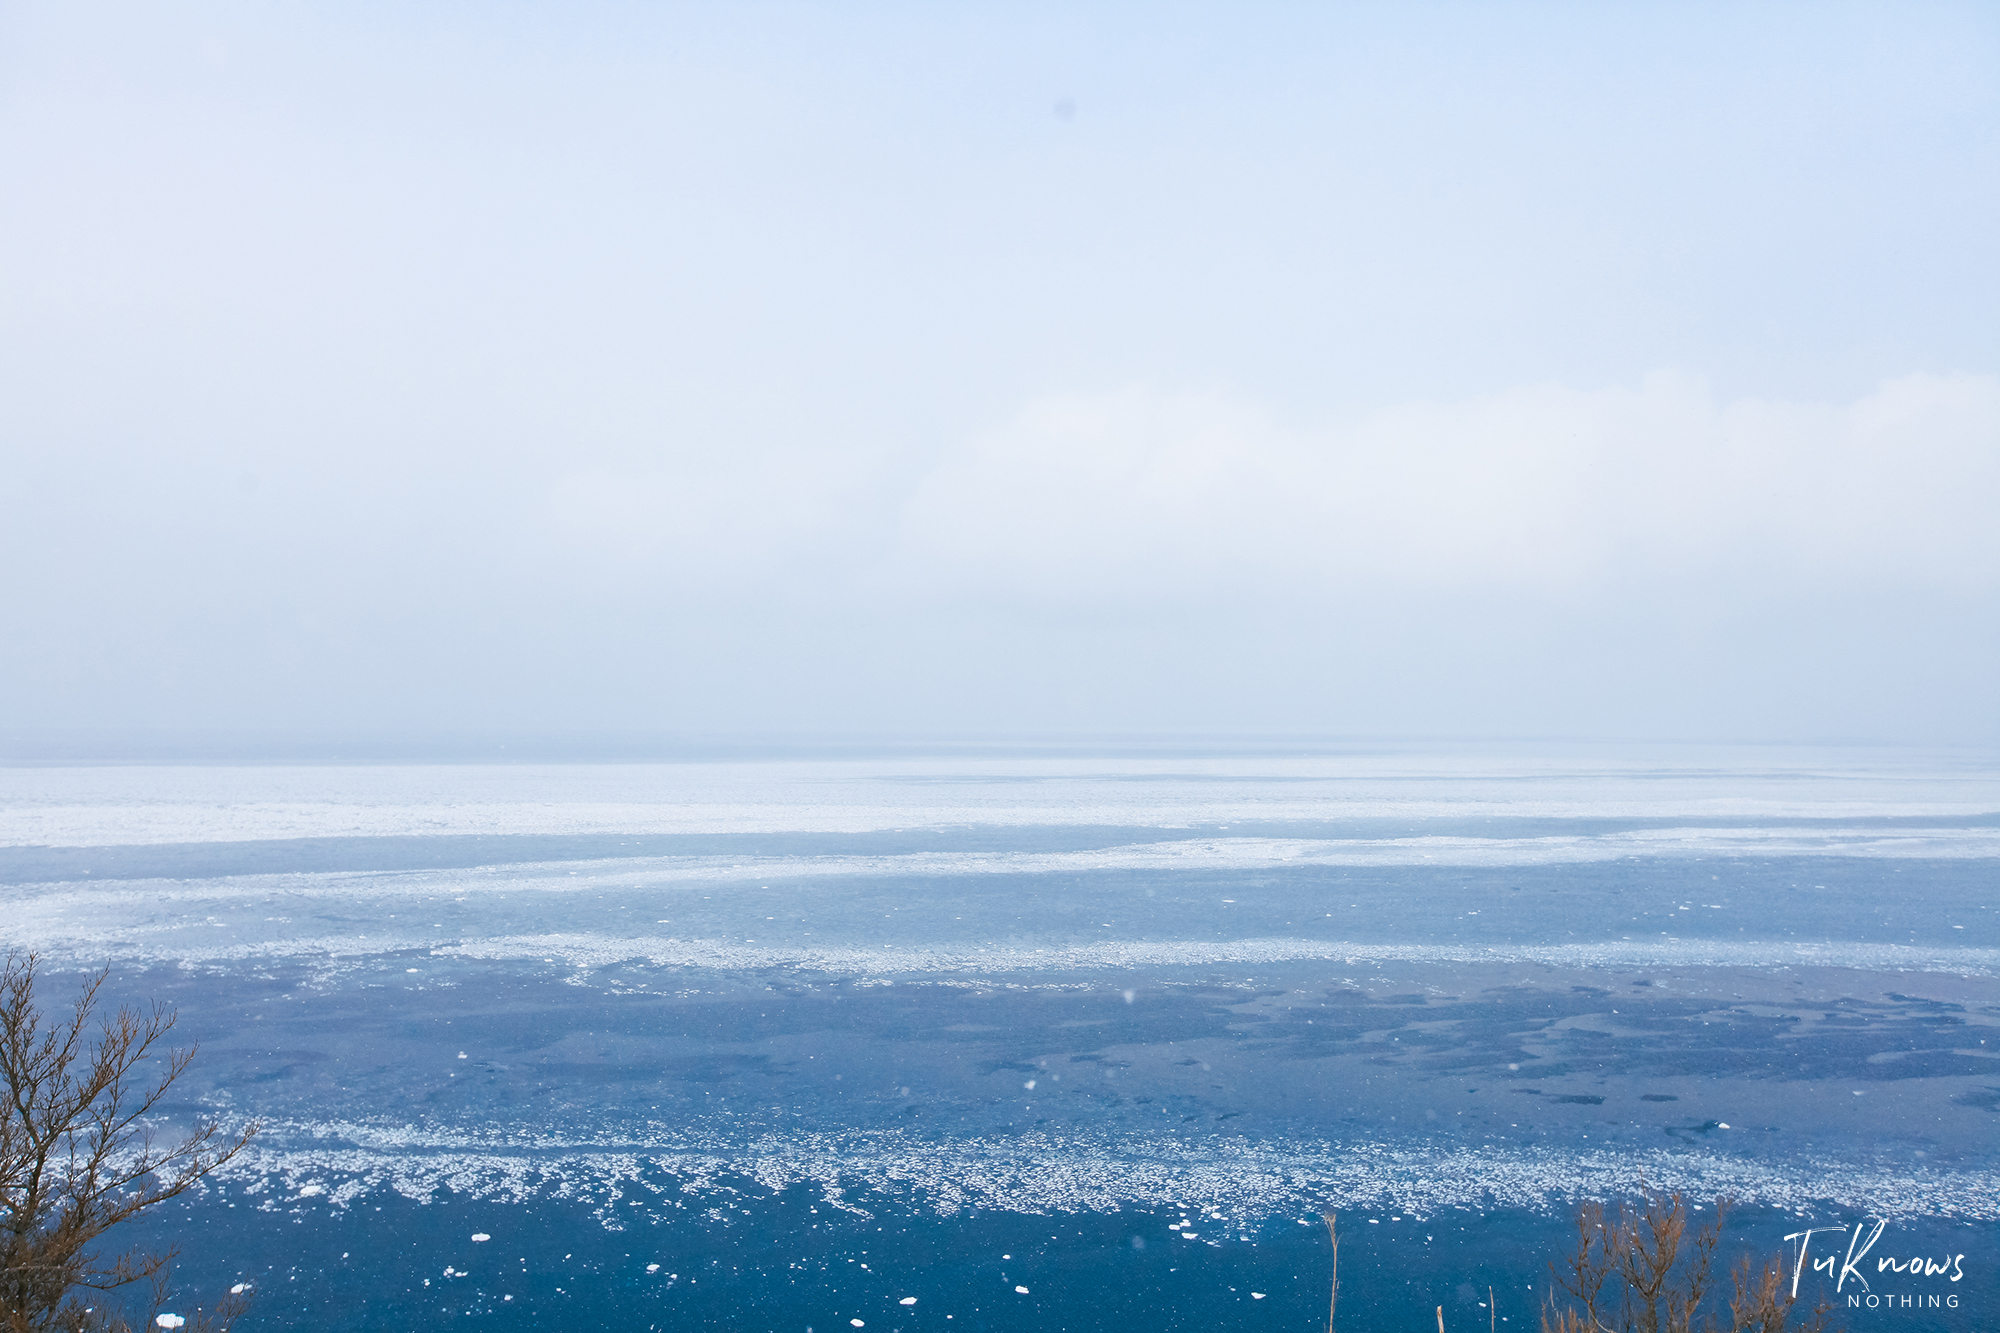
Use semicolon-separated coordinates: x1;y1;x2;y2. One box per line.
1321;1212;1338;1333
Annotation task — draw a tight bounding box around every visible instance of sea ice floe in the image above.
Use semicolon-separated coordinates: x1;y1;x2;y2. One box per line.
7;752;1992;848
208;1121;2000;1224
427;933;2000;980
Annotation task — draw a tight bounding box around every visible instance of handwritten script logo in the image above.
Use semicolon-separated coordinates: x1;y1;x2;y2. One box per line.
1784;1221;1965;1302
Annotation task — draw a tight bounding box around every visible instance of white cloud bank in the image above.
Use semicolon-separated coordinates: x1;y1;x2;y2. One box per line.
539;370;1999;605
7;366;1995;737
891;371;2000;600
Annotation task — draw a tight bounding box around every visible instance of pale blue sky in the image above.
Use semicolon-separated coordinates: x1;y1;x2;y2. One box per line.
3;2;1996;742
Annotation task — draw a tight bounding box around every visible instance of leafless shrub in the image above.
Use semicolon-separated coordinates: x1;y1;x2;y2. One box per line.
0;953;255;1333
1541;1190;1836;1333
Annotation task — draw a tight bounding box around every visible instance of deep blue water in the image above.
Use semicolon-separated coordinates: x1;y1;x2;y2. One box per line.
2;745;1995;1329
124;1191;1994;1332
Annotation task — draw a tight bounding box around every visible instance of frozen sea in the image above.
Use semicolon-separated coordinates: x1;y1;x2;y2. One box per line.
3;741;1996;1331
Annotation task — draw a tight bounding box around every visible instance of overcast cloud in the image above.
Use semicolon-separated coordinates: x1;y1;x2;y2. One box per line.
2;2;1996;743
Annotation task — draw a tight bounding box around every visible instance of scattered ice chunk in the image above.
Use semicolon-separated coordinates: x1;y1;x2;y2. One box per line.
229;1284;249;1295
1718;1122;1730;1129
458;1052;468;1059
899;1297;917;1304
851;1321;865;1328
1252;1293;1266;1299
1015;1286;1030;1294
471;1233;491;1242
647;1264;660;1273
1023;1080;1036;1090
155;1317;185;1329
